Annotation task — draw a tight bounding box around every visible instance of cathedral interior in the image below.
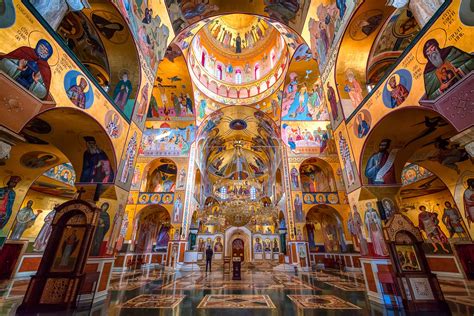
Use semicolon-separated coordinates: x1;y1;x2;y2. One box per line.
0;0;473;314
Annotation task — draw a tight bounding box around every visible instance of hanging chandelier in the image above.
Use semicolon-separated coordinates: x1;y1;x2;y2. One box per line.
201;139;279;227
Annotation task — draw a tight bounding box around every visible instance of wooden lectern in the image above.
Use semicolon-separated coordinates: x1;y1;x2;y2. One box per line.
232;257;241;280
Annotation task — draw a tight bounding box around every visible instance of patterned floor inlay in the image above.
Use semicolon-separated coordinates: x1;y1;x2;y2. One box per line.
161;280;317;290
120;294;185;309
109;281;150;291
325;281;366;291
197;294;276;309
288;295;361;309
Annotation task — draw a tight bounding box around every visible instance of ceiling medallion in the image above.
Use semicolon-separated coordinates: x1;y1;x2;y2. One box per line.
229;119;247;130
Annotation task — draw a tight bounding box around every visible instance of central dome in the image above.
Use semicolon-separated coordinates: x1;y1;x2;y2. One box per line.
189;14;289;104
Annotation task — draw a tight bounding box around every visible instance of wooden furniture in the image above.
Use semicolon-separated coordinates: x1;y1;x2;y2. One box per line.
223;256;231;274
383;212;449;312
18;200;100;313
232;257;241;280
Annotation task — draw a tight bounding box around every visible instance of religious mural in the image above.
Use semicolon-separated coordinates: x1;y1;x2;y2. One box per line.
334;126;360;192
420;36;473;100
303;0;353;73
148;45;195;121
113;0;172;72
0;176;22;231
0;0;15;29
0;0;473;307
58;11;110;83
367;7;420;85
343;9;474;168
64;70;94;109
347;205;368;255
282;121;332;155
281;44;329;121
299;160;336;193
166;0;309;34
324;68;344;128
33;205;57;252
43;163;76;186
0;38;54;100
382;69;412;108
364;139;398;185
352;109;371;139
91;10;129;45
79;136;114;183
118;128;139;188
401;163;433;186
9;200;41;240
361;200;387;256
140;122;196;157
146;159;178;193
20;151;59;169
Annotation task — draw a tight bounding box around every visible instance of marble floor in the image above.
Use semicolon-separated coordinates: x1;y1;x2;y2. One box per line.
0;266;473;315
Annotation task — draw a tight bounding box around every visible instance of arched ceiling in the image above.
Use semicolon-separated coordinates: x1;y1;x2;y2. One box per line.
196;106;281;180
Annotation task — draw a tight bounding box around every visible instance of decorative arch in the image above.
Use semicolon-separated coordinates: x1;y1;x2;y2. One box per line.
305;205;346;253
334;2;394;118
55;4;141;117
299;158;337;193
141;158;178;193
132;204;171;253
359;107;463;187
366;7;421;87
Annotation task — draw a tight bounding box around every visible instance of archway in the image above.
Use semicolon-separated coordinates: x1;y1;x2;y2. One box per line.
359;106;473;277
225;226;252;262
143;158;178;193
299;158;337;193
305;205;346;253
1;107;117;241
132;204;170;253
54;2;141;118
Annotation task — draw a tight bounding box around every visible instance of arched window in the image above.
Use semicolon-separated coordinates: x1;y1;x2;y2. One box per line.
235;69;242;84
216;64;223;80
270;49;275;68
255;64;260;80
201;51;206;67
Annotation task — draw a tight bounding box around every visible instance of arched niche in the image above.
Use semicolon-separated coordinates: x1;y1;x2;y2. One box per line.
359;107;466;187
305;205;346;253
399;163;471;242
299;158;337;193
54;2;141;115
334;2;394;117
0;107;118;233
141;158;178;193
366;7;421;87
132;204;171;253
14;108;117;185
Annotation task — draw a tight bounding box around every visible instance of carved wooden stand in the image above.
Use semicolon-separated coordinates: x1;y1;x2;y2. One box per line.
383;212;450;312
17;200;99;313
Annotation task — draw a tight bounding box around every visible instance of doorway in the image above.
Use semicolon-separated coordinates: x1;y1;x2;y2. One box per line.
232;238;244;262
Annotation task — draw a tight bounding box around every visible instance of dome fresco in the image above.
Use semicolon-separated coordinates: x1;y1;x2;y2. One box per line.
1;1;473;314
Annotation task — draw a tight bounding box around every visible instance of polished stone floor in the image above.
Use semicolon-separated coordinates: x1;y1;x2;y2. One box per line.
0;265;473;315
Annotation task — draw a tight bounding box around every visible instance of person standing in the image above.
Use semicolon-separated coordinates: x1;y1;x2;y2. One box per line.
205;245;213;273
